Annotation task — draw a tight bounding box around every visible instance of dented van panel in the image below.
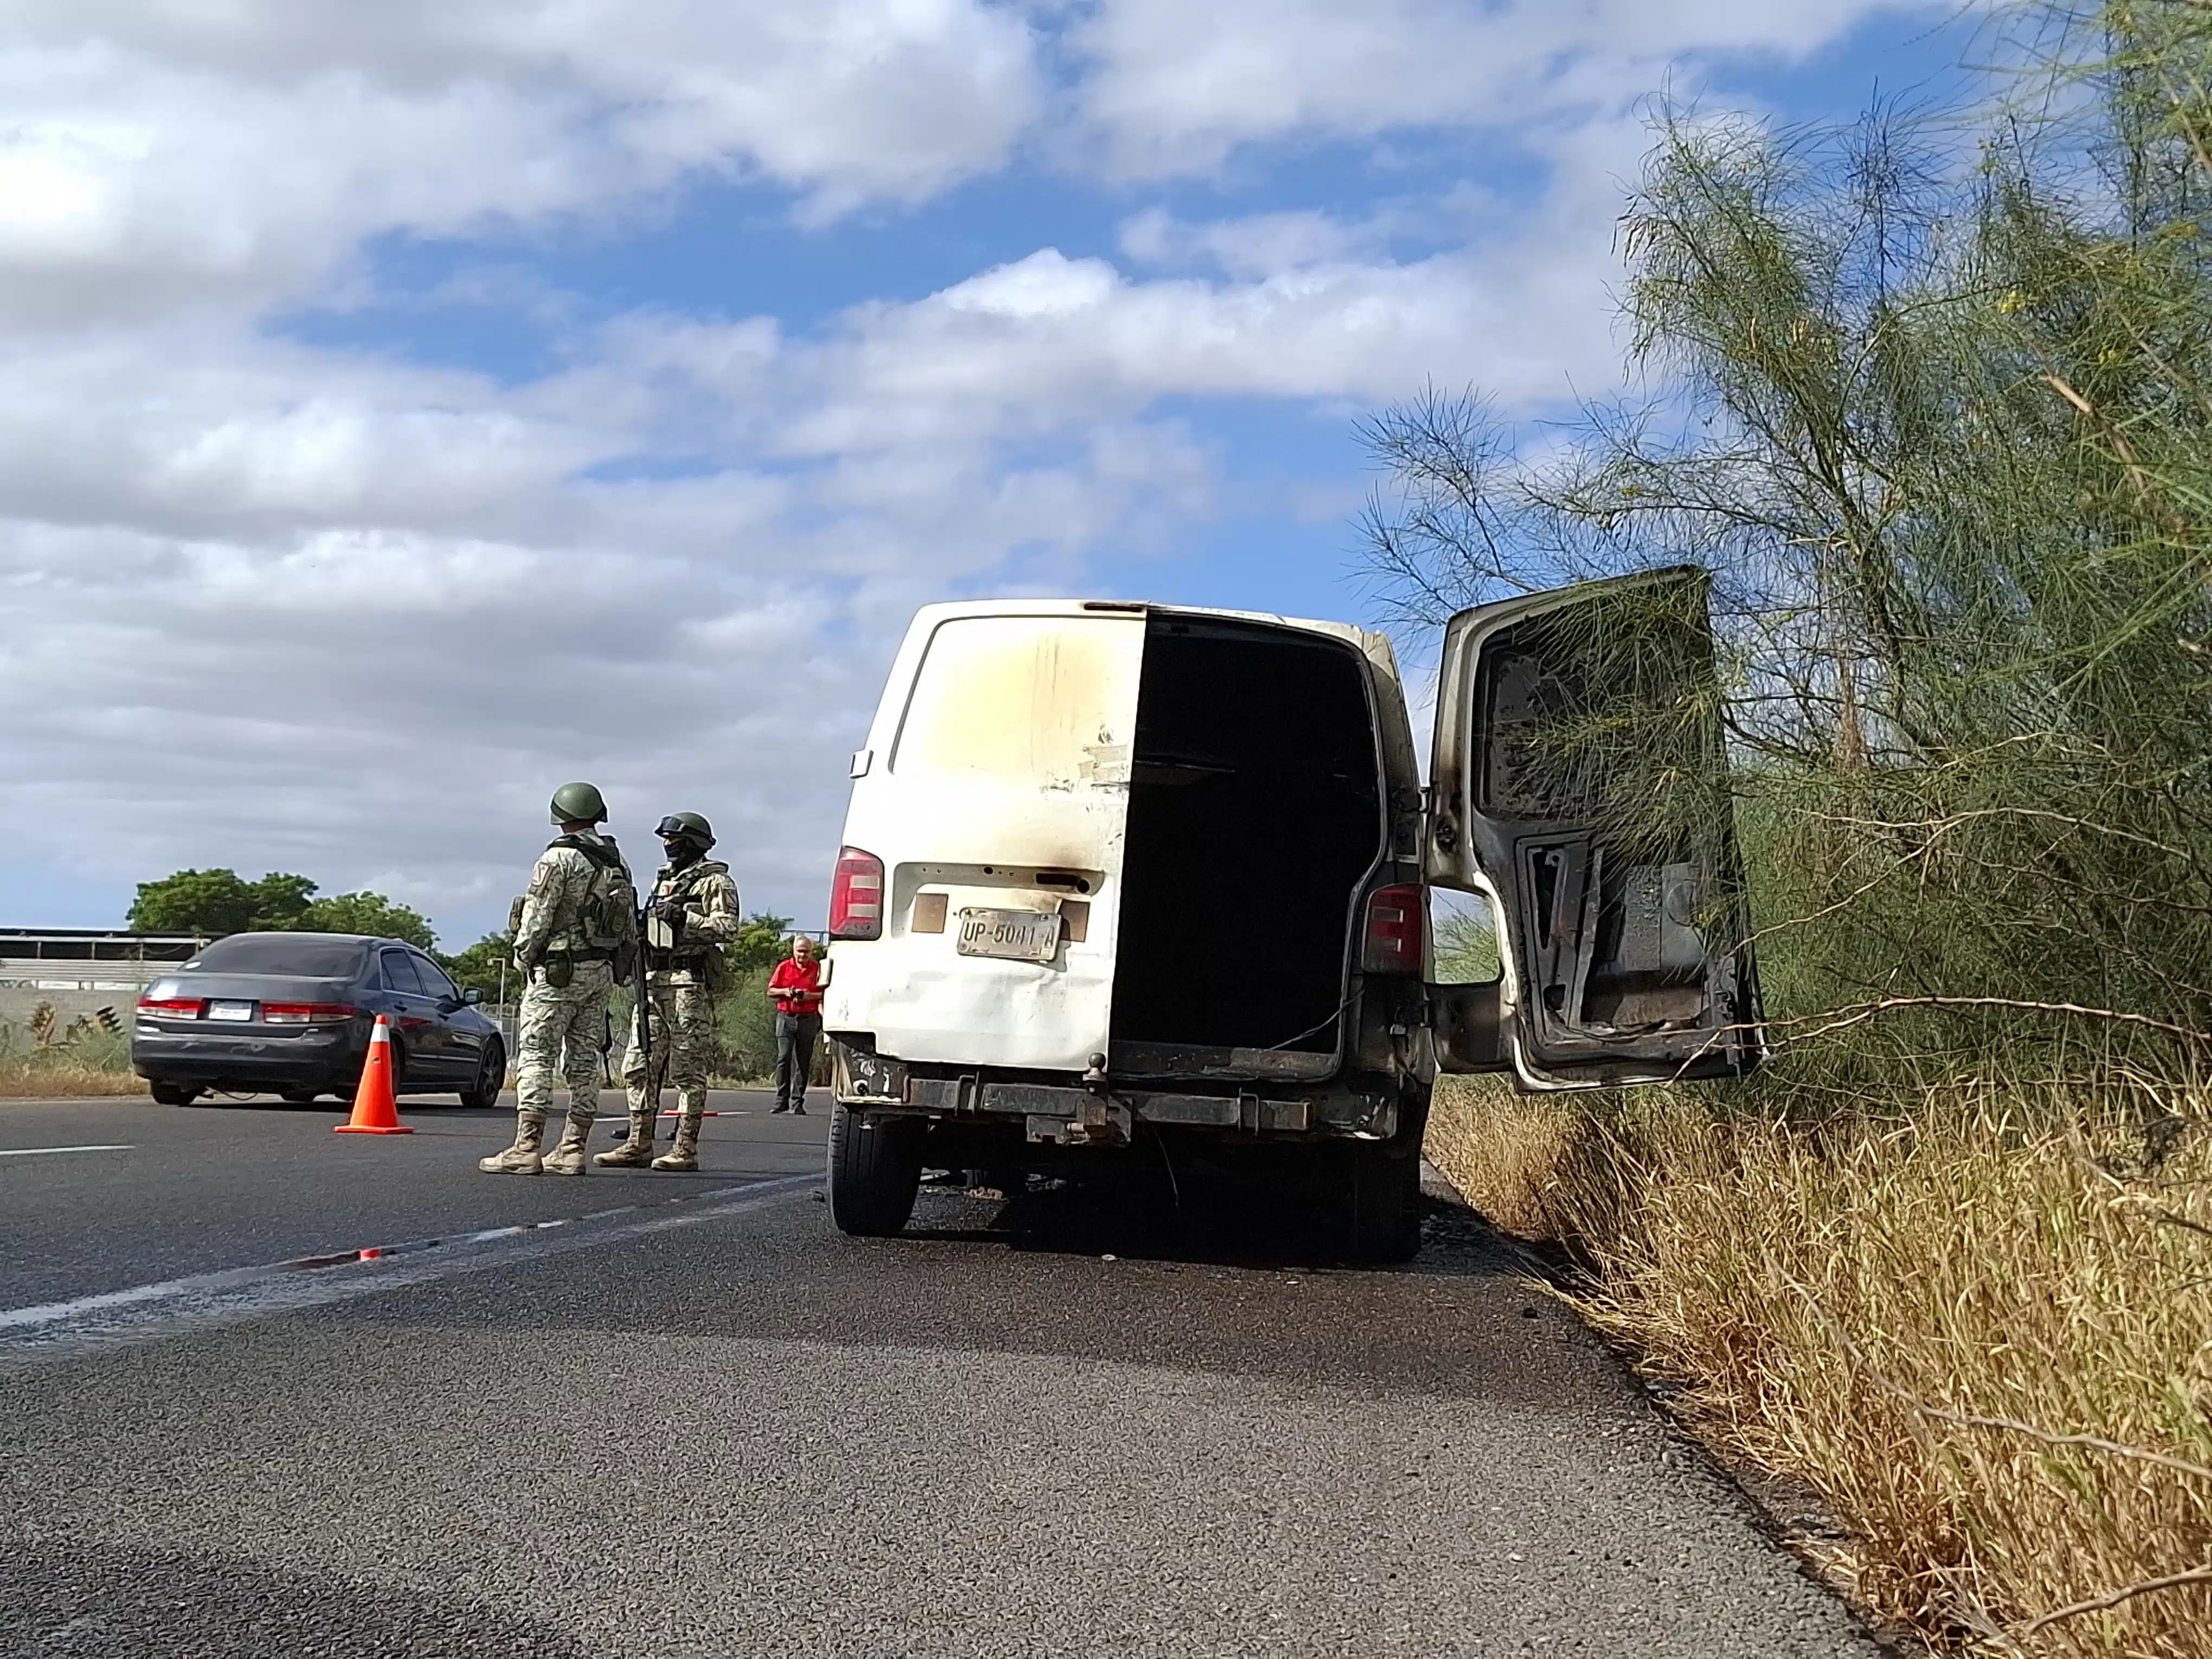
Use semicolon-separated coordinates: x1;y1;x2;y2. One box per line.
825;605;1144;1072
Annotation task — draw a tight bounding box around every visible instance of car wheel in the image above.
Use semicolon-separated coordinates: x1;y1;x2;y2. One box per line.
149;1081;201;1107
1341;1141;1423;1265
280;1088;321;1105
827;1103;926;1237
459;1039;506;1110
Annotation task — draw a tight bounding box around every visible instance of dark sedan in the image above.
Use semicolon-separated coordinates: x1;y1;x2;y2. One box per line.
131;931;507;1109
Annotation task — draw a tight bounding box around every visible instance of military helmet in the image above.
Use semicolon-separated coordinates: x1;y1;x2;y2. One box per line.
655;811;715;850
550;781;608;826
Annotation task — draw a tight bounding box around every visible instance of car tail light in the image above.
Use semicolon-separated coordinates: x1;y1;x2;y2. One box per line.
262;1002;358;1024
136;996;203;1020
1362;884;1425;974
829;846;885;940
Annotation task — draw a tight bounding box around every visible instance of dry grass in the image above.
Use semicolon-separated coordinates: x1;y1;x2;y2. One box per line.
0;1019;143;1098
1425;1076;2212;1657
0;1063;145;1099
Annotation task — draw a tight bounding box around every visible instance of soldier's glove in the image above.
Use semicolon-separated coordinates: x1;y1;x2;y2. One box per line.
650;898;690;927
514;944;544;974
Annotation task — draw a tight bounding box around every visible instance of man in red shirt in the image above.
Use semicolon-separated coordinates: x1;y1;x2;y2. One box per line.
767;936;825;1115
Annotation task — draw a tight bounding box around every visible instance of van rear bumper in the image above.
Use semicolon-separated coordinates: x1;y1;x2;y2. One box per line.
828;1039;1400;1144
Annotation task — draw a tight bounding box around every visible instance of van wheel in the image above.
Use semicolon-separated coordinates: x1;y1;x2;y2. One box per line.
149;1081;200;1107
1342;1142;1422;1264
828;1103;925;1237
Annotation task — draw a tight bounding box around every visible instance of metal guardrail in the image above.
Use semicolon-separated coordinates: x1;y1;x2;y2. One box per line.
0;929;203;961
0;958;181;991
0;931;204;991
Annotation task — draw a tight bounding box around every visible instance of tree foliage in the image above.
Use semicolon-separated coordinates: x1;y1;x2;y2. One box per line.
128;869;316;936
128;869;435;949
1359;4;2212;1089
439;933;513;998
293;891;436;950
726;912;795;974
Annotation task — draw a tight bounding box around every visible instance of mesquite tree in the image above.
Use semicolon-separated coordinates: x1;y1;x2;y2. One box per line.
1360;4;2212;1092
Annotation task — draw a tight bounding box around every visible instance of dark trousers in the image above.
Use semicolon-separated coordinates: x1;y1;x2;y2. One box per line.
774;1012;821;1110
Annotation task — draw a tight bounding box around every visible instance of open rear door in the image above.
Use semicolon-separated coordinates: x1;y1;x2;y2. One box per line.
1426;567;1764;1089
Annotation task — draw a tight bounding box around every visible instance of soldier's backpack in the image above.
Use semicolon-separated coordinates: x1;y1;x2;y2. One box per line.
551;833;640;978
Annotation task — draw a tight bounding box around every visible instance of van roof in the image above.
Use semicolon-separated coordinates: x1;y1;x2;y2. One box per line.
906;599;1404;686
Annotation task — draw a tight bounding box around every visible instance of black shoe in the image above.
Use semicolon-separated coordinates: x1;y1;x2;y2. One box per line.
770;1104;789;1115
792;1104;807;1115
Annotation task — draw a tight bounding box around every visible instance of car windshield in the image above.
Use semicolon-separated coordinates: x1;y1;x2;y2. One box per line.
186;935;366;978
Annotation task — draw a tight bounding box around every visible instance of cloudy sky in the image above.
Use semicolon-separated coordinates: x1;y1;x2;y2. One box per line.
0;0;1971;946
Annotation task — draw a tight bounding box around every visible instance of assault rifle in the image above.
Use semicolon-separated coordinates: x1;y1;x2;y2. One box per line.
631;891;654;1139
620;888;687;1142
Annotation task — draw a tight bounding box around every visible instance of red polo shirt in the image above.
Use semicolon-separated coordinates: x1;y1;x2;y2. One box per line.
769;956;823;1015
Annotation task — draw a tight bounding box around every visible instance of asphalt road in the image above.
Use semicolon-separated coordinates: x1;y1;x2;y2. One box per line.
0;1091;1881;1658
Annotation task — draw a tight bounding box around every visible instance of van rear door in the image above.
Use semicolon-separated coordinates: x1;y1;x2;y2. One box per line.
1425;568;1765;1089
829;604;1144;1072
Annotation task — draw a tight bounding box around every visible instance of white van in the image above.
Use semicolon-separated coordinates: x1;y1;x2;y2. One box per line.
820;569;1765;1259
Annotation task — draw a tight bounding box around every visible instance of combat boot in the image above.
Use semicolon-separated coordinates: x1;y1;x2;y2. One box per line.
541;1113;594;1176
593;1110;657;1167
478;1110;547;1175
651;1114;701;1172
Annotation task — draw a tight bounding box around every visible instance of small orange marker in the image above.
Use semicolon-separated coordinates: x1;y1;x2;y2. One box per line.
335;1015;412;1135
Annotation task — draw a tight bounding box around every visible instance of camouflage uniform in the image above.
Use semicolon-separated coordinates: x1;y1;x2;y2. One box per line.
481;827;634;1176
615;857;739;1167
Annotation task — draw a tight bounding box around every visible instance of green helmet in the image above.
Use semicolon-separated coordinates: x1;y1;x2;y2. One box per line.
550;781;608;826
655;811;715;851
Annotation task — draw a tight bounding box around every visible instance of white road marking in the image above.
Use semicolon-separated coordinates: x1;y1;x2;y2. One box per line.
0;1171;821;1359
0;1144;133;1159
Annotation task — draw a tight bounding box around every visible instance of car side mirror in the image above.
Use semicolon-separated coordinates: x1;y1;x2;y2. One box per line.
461;987;484;1006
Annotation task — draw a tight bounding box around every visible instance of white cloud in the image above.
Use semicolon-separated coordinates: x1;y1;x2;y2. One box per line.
0;2;1042;322
1118;206;1380;277
784;127;1642;442
0;2;1947;937
1071;0;1938;175
0;306;1219;935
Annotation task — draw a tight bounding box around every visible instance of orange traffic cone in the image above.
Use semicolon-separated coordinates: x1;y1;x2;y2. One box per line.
335;1015;412;1135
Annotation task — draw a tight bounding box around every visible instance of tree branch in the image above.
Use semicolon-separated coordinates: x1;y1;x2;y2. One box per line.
2012;1562;2212;1641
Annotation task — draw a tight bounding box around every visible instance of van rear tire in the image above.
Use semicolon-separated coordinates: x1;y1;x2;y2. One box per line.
1342;1142;1423;1264
828;1103;926;1237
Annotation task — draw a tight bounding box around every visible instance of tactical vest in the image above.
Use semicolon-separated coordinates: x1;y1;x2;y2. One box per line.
646;859;730;989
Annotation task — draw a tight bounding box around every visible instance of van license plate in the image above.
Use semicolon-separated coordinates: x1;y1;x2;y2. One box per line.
955;908;1062;962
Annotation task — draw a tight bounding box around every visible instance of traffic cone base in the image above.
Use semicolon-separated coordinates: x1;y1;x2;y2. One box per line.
336;1014;413;1135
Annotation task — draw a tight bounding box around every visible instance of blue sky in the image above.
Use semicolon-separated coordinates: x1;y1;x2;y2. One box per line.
0;1;1981;944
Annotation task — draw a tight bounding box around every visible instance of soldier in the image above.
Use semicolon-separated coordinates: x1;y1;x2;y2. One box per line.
596;811;740;1172
480;782;638;1176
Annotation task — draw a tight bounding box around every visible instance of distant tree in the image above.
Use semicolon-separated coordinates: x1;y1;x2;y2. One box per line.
244;873;317;929
439;933;513;998
294;892;437;950
128;869;318;936
726;912;795;974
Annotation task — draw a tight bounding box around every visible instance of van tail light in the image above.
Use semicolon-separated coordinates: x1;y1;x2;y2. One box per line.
262;1002;359;1025
829;846;885;940
136;996;203;1020
1362;884;1425;974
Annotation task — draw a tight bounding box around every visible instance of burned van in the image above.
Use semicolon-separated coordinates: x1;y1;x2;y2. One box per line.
820;570;1765;1261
